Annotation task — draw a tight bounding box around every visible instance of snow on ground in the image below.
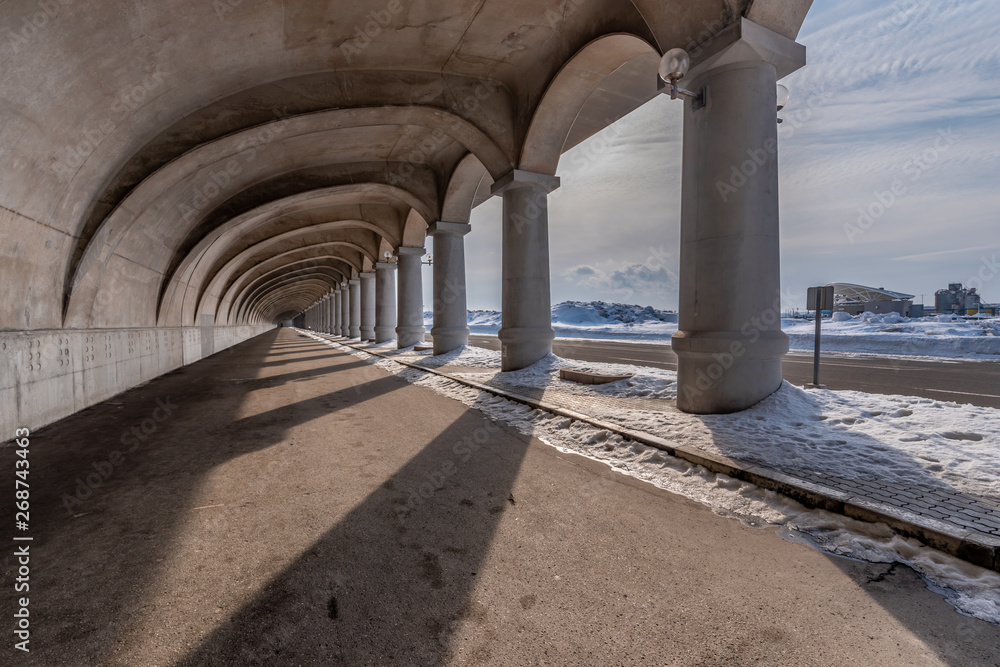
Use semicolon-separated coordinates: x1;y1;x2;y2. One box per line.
784;312;1000;360
301;330;1000;625
441;301;1000;359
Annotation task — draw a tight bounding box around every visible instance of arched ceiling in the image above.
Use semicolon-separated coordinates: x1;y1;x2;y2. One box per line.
0;0;811;329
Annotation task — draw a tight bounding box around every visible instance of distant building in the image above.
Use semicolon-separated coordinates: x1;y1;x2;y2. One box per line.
935;283;982;315
828;283;915;316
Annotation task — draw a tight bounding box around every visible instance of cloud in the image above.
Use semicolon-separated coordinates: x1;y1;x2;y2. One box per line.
564;260;678;298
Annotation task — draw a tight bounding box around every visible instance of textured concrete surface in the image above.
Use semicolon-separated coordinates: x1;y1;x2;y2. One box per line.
4;328;1000;665
0;325;270;437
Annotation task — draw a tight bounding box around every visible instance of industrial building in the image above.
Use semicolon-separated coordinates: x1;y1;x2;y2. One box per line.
935;283;984;315
829;283;917;317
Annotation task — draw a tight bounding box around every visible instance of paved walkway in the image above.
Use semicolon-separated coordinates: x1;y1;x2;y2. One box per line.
336;338;1000;574
5;329;1000;666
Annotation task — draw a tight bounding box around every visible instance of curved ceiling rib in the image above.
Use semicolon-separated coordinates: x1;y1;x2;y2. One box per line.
0;0;816;329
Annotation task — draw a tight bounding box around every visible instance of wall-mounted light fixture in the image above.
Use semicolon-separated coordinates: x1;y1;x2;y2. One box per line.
658;48;790;123
422;254;433;266
383;250;395;262
776;84;790;124
658;48;704;108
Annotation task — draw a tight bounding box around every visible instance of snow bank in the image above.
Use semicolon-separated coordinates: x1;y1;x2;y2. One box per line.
428;301;679;340
438;302;1000;359
784;313;1000;359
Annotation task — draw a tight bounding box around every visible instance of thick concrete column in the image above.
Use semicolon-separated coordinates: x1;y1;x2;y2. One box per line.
395;247;425;348
349;279;361;339
428;221;471;355
333;289;342;336
671;19;806;414
327;292;336;334
340;281;350;337
491;169;560;371
360;272;376;340
375;262;397;343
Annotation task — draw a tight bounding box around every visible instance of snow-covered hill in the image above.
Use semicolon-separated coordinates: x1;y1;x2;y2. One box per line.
423;302;1000;359
426;301;677;339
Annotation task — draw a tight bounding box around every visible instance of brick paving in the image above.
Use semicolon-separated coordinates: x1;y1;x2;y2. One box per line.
330;338;1000;568
435;363;1000;542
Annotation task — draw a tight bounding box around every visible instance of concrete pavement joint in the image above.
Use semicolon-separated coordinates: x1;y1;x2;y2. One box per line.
334;337;1000;574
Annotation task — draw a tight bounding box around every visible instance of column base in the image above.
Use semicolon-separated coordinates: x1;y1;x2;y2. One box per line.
360;326;376;340
672;330;788;414
374;326;395;344
499;326;554;371
431;325;470;356
396;326;425;349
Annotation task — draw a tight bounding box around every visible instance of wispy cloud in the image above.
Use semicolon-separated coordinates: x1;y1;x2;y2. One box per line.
465;1;1000;310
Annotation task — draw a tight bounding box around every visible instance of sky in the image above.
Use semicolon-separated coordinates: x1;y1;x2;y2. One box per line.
428;0;1000;313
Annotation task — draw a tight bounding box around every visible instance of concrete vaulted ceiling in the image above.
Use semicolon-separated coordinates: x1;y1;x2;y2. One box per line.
0;0;812;330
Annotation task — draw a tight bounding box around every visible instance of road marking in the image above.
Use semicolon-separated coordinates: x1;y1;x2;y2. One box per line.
916;389;1000;400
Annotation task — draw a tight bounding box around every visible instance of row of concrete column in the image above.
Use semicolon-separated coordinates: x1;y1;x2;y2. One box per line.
301;23;799;414
300;183;547;368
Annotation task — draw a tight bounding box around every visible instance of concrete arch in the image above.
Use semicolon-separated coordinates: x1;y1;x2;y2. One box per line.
198;225;382;325
253;280;334;323
401;208;430;248
69;105;507;291
207;234;376;325
224;248;370;325
519;34;660;175
235;267;351;327
158;184;424;326
254;281;347;323
65;106;505;329
240;270;346;326
441;153;494;224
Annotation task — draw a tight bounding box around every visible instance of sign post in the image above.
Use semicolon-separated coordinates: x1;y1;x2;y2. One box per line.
805;286;834;389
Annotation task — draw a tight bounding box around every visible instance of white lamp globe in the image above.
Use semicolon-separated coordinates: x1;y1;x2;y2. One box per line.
659;48;691;82
776;84;790;111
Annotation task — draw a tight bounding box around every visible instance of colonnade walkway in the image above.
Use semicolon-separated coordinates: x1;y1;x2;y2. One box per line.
4;329;999;665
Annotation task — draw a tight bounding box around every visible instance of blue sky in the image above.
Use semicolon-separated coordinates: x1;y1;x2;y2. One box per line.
431;0;1000;312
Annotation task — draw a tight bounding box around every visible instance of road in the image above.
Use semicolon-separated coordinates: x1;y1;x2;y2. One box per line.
467;334;1000;409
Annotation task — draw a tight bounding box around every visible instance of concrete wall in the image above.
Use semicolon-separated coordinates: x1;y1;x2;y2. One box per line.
1;325;271;439
837;301;912;316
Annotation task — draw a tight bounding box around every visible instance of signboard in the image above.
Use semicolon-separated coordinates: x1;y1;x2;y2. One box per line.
807;285;835;311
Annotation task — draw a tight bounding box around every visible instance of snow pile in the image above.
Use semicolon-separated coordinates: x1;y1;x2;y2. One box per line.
435;301;679;339
784;313;1000;359
691;382;1000;502
429;300;1000;359
458;353;678;401
410;345;500;369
